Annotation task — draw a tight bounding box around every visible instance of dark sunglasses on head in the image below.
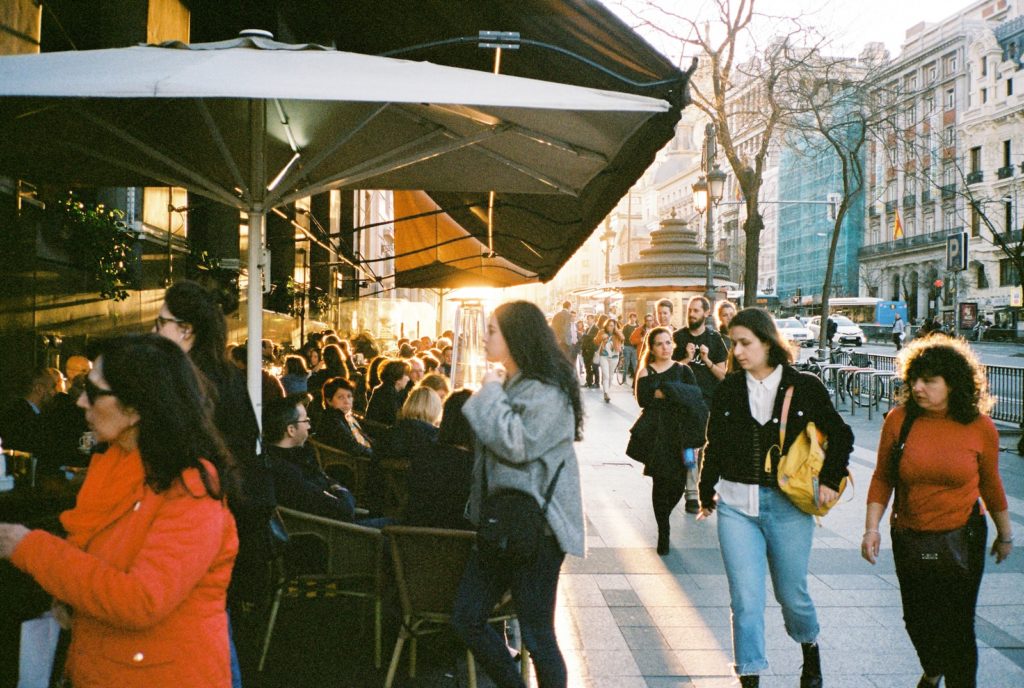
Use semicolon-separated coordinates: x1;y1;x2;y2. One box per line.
155;314;188;329
84;378;117;404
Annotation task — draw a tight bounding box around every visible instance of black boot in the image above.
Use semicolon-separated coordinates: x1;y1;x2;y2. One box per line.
656;526;669;555
800;642;822;688
739;675;759;688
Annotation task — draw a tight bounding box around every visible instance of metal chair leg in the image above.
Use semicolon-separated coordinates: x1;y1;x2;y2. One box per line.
467;649;477;688
383;629;408;688
257;587;284;672
409;635;418;678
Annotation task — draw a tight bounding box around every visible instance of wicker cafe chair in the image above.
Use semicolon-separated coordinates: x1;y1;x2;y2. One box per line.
258;507;386;671
308;438;372;503
382;526;529;688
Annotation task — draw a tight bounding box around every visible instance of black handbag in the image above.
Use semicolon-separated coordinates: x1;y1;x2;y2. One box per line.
889;412;979;573
477;462;565;570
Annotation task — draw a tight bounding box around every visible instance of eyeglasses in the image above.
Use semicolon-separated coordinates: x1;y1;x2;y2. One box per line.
291;418;312;426
154;314;188;329
84;378;117;404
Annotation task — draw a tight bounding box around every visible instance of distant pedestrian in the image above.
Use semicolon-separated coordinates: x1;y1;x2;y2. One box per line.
621;312;640;382
715;300;738;351
863;337;1012;688
892;313;907;351
825;316;838;347
550;300;573;360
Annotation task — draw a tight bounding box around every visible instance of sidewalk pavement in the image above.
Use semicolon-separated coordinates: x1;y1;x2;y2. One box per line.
550;382;1024;688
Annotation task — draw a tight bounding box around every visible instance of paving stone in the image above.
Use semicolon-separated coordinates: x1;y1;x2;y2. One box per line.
603;589;644;607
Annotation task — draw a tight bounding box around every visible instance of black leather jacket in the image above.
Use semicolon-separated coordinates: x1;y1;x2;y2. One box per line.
698;365;853;510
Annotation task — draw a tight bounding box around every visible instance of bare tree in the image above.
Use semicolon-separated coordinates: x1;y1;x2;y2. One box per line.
624;0;817;304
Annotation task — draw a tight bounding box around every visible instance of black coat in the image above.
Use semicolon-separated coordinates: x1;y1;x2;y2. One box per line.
315;407;374;458
265;444;356;522
364;383;402;428
369;418;438;515
698;365;853;510
405;443;473;530
627;363;708;479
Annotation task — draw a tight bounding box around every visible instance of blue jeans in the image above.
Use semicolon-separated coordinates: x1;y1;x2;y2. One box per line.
717;487;819;675
623;346;638;379
452;534;566;688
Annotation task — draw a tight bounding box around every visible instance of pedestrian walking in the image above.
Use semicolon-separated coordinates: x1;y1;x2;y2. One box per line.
621;312;640;382
453;301;584;688
594;318;624;402
892;313;907;351
550;300;573;361
580;314;599;388
627;327;707;555
862;337;1012;688
698;308;854;688
715;300;737;351
673;296;728;513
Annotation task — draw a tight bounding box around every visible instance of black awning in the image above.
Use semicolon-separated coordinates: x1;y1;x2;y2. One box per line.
183;0;686;286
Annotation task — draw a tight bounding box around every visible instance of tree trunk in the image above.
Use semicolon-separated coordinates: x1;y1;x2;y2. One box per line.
742;212;764;306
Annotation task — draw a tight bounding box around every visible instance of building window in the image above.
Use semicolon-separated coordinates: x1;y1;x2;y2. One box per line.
925;94;935;113
970;146;982;173
981;88;988;103
924;213;935;233
945;208;957;230
976;264;988;289
1001;258;1021;286
945;88;956;109
928;65;937;82
971;203;981;237
1009;78;1015;96
1007;201;1015;234
946;54;958;75
1005;140;1013;167
943;126;955;147
982;58;988;77
943;164;955;186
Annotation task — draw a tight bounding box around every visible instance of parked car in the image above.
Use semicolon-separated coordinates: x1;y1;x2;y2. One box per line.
774;318;814;347
806;315;867;346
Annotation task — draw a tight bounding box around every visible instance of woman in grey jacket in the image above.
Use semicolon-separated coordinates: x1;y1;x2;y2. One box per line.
453;301;585;688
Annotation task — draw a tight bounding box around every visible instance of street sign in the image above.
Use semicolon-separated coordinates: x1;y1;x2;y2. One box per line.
946;232;968;271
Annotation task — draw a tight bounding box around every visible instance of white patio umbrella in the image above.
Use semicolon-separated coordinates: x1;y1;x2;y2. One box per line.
0;31;669;417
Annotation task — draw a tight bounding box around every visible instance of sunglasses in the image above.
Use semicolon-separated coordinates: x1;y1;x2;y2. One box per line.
155;314;188;329
84;378;117;404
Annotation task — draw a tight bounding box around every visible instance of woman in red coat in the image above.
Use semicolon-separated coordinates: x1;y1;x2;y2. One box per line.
0;334;238;687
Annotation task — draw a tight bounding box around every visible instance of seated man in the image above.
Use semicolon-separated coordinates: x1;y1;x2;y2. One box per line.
263;394;355;522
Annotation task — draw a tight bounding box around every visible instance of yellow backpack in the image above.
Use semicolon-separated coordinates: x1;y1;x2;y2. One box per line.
769;387;849;517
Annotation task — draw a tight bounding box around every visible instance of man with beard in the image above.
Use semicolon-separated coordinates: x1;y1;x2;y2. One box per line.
671;296;728;513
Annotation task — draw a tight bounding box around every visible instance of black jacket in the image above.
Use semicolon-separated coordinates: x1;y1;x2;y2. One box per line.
364;383;402;429
405;443;473;530
627;363;708;479
266;444;356;522
315;407;374;458
699;365;853;510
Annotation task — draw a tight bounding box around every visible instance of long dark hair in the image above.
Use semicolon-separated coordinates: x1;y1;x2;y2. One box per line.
97;334;235;499
494;301;584;440
639;326;673;370
164;280;230;382
726;308;793;372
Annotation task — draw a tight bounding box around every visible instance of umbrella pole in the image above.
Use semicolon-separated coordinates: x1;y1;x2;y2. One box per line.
247;207;266;431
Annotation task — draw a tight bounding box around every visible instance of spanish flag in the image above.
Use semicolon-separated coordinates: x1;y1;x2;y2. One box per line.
892;210;904;240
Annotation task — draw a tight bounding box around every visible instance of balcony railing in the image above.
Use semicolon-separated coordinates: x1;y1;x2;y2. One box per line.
884;199;898;213
941;184;957;199
868;205;879;218
997;165;1015;180
966;170;983;184
858;228;955;257
921;190;932;203
903;194;916;208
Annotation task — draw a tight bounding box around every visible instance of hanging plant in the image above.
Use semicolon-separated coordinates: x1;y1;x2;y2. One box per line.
59;194;135;302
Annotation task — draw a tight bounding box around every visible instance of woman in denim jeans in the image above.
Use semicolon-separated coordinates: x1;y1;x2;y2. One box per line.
453;301;585;688
698;308;853;688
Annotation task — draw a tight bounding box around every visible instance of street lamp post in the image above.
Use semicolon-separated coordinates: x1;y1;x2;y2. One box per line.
692;123;726;303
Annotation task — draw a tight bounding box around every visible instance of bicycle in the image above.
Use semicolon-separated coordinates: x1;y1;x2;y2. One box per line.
614;356;628;386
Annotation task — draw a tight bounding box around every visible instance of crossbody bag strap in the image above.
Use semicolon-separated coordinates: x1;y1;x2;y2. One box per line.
890;411;917;515
540;461;566;515
765;386;794;472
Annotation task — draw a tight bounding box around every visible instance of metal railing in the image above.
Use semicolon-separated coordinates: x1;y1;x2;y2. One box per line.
820;350;1023;425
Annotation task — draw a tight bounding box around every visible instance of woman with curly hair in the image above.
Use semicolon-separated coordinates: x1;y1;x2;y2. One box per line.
863;336;1012;688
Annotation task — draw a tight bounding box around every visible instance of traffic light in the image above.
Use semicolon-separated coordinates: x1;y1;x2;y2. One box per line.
933;279;944;289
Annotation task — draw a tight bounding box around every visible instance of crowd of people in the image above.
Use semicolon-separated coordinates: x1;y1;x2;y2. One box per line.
0;279;1014;688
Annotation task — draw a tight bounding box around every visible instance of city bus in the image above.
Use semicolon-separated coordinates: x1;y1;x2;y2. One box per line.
827;297;908;326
